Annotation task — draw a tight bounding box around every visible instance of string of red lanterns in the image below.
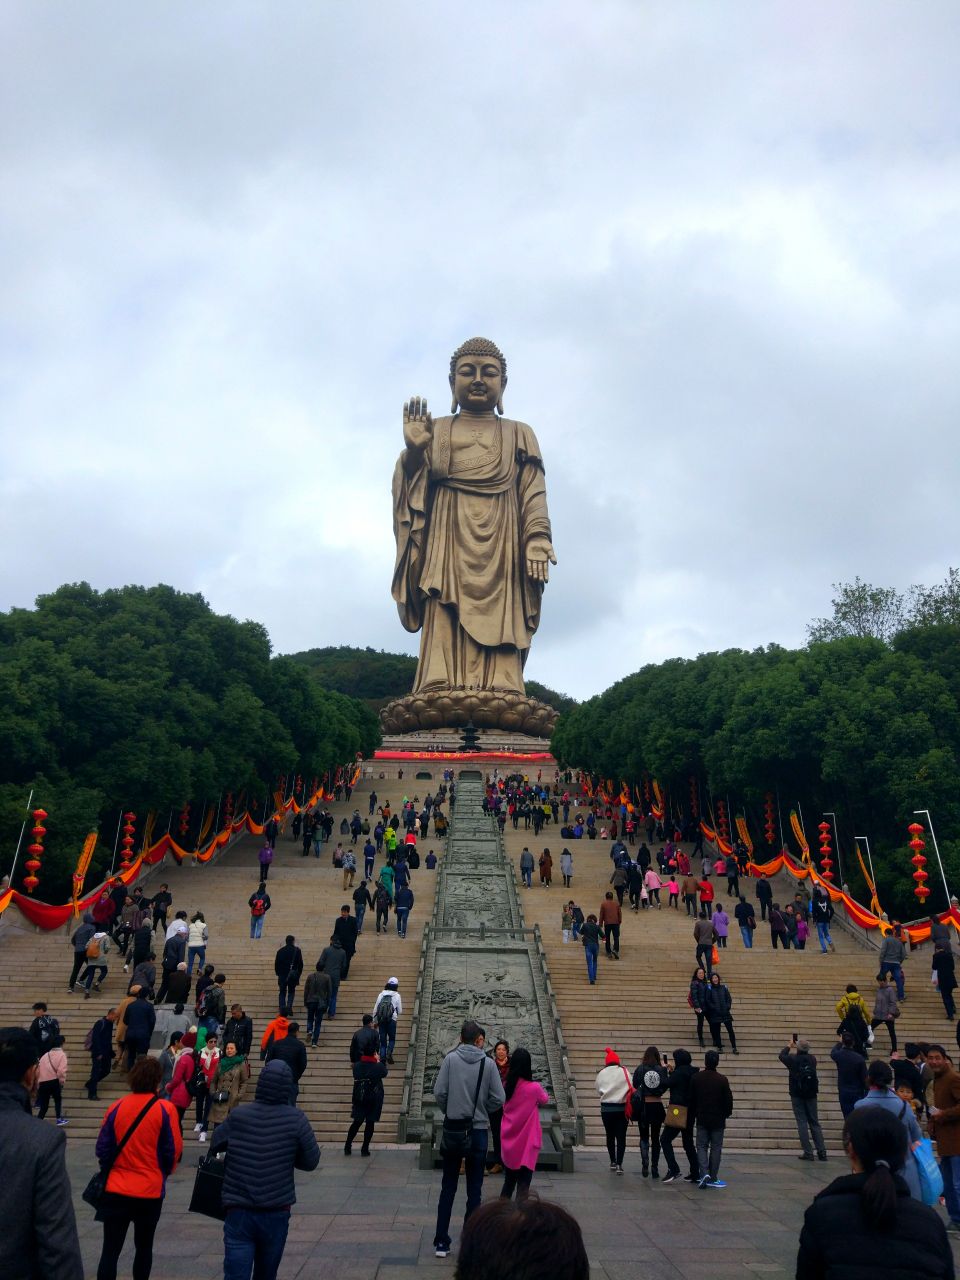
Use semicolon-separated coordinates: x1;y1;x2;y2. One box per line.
22;807;48;894
764;793;776;847
817;821;835;882
119;812;136;872
178;801;190;838
907;822;931;904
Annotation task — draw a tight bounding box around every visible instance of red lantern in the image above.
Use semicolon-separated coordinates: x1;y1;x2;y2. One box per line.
120;811;136;872
817;820;834;883
908;822;930;903
22;807;48;894
764;793;776;846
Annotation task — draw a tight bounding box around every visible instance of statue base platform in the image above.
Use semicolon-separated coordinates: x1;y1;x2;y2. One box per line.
378;687;558;738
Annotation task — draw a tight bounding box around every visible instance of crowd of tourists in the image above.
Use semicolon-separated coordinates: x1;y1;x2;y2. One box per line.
2;772;959;1280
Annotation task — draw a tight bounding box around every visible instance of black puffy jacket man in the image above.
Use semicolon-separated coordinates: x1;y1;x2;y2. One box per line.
210;1060;319;1275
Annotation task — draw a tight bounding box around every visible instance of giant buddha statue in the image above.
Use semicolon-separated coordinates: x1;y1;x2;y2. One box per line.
380;338;558;737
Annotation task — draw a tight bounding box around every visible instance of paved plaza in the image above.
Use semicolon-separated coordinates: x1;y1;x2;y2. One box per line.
64;1140;908;1279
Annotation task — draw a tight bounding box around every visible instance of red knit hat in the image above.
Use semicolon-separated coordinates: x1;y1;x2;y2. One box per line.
604;1047;620;1066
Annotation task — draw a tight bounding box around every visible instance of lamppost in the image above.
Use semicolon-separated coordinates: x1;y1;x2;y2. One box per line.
913;809;951;911
823;811;845;885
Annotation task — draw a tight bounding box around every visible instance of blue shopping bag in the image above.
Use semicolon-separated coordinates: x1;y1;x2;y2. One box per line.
914;1137;944;1206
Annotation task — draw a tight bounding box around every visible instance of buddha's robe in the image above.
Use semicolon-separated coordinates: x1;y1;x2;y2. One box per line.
391;416;552;694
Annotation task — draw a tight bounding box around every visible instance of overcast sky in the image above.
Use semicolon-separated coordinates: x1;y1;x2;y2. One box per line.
2;2;958;700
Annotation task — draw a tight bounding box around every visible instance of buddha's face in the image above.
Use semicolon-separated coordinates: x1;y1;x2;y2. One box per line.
450;356;505;414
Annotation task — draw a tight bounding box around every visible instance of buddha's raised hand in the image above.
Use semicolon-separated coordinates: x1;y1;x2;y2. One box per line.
403;396;433;452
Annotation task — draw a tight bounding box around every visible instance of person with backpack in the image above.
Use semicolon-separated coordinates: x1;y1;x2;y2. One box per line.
248;882;271;939
372;977;402;1065
68;911;97;991
779;1038;828;1162
80;930;111;997
28;1002;61;1052
345;1039;388;1156
836;984;872;1055
274;935;304;1017
374;881;392;934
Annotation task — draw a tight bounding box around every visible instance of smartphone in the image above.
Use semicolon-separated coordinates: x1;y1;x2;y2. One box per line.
792;1033;799;1043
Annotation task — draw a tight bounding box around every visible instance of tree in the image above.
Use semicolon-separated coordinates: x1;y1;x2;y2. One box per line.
806;577;907;644
911;568;960;628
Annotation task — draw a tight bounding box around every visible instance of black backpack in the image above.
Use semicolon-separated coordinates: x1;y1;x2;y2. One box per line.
795;1058;819;1099
186;1053;207;1098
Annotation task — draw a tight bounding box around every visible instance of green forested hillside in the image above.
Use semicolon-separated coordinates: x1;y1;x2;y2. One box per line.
286;644;578;716
0;584;379;898
552;623;960;921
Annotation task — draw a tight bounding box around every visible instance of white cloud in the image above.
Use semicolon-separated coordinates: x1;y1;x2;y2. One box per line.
2;1;959;700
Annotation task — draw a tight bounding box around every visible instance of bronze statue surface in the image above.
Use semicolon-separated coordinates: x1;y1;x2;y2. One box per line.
382;338;558;736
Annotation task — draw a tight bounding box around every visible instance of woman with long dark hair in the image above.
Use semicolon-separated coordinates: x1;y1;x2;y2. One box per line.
499;1047;549;1201
632;1045;668;1178
796;1106;952;1277
689;967;709;1049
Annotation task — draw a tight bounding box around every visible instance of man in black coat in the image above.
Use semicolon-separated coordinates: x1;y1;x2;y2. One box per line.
155;931;187;1004
932;942;957;1019
350;1015;378;1063
122;989;157;1069
209;1060;319;1275
755;874;773;921
274;935;304;1017
85;1008;118;1100
332;906;359;979
0;1027;84;1280
224;1004;254;1058
265;1023;308;1100
688;1050;733;1188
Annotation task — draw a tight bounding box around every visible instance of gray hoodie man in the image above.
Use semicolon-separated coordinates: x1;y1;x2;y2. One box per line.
431;1020;506;1257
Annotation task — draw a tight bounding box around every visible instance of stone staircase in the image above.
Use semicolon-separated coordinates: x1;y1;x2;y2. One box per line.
0;782;427;1151
2;769;950;1157
497;814;950;1152
397;778;582;1165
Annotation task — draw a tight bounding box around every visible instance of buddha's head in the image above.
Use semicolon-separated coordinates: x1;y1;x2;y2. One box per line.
449;336;507;415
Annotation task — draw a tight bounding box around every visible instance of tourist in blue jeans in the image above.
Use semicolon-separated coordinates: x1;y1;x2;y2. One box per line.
580;914;603;984
927;1045;960;1229
878;928;907;1000
209;1060;320;1280
431;1020;505;1258
811;886;834;953
373;978;402;1064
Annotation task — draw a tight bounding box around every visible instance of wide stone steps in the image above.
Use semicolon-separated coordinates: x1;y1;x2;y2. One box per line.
498;812;947;1152
0;782;428;1151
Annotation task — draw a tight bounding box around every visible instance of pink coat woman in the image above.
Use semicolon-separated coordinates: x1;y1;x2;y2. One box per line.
165;1048;195;1111
500;1077;549;1176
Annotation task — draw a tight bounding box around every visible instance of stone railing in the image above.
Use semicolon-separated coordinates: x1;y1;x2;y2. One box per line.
397;776;583;1168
